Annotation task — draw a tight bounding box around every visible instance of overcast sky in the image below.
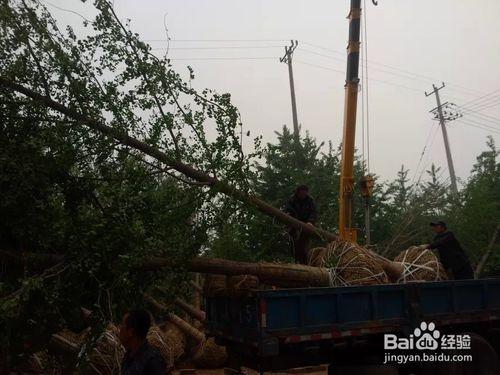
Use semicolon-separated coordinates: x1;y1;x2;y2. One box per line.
45;0;500;186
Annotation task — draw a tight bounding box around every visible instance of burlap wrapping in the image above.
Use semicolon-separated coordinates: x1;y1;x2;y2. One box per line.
324;240;388;286
87;324;124;375
191;337;228;368
394;245;448;282
307;247;328;267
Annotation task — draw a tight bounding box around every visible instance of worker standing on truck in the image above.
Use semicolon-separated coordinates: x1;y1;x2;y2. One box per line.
284;185;317;264
425;221;474;280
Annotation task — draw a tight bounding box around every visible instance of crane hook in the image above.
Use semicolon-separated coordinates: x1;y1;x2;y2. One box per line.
372;0;378;5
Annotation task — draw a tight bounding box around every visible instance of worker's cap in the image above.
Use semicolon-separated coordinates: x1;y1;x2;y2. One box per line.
296;185;309;192
430;221;447;228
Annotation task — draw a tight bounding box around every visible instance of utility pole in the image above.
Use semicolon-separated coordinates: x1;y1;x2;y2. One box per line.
280;40;300;139
425;83;459;196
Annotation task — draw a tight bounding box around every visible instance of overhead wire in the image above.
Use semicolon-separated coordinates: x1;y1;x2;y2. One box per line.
411;124;437;185
455;119;500;135
145;39;288;43
466;97;500;112
152;45;283;50
298;40;485;98
295;60;424;93
168;56;277;61
457;116;500;132
461;108;500;127
416;125;441;185
454;88;500;110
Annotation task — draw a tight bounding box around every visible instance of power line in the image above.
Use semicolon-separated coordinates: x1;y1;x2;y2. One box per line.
152;45;283;50
299;40;485;97
298;47;437;88
455;119;500;135
457;118;500;134
294;60;344;74
467;97;500;112
295;60;424;93
411;123;438;185
145;39;288;42
416;125;441;185
168;56;277;61
454;88;500;110
461;108;500;126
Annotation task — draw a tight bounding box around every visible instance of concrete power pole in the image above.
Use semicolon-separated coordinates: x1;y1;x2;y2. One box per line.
425;83;459;196
280;40;300;139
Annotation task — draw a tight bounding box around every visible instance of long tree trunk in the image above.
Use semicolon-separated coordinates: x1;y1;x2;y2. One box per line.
140;257;330;287
0;78;337;243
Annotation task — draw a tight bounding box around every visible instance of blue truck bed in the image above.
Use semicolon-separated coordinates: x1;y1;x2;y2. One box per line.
205;278;500;370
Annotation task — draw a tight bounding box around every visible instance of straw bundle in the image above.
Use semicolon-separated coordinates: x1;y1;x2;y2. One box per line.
325;240;388;286
191;337;228;368
307;247;328;267
57;328;89;346
87;324;124;375
147;324;186;369
394;246;447;282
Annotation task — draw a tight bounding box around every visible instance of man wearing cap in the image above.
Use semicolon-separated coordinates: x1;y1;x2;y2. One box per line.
284;185;317;264
426;221;474;280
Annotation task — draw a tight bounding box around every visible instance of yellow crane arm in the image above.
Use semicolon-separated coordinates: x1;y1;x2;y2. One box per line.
338;0;362;242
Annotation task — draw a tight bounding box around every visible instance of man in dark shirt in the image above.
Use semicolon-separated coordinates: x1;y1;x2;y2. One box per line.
284;185;317;264
426;221;474;280
118;309;166;375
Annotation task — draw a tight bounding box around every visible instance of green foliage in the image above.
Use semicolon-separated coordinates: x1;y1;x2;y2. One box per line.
0;0;257;367
1;0;499;370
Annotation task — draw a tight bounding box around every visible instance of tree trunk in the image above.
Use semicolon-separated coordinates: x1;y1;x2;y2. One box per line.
475;223;500;278
140;257;331;287
0;78;337;243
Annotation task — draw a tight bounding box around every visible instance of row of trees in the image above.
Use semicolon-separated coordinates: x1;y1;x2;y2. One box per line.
0;0;498;369
210;125;500;274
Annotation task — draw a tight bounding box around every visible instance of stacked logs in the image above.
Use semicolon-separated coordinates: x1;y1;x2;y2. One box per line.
40;240;447;373
46;286;227;373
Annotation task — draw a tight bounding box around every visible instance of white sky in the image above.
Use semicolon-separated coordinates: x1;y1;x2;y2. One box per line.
45;0;500;186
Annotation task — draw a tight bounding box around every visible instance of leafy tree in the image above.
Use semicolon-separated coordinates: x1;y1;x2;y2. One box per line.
0;0;258;367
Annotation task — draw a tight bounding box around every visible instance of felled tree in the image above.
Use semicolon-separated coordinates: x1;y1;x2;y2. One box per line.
0;0;259;368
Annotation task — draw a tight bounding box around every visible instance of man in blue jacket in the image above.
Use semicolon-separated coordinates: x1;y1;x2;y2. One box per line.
426;221;474;280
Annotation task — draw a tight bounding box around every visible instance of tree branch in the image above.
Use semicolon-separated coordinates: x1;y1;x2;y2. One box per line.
0;77;339;242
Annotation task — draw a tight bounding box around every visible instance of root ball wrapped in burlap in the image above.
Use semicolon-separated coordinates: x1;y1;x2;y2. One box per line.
191;338;228;368
394;246;448;282
307;247;327;267
325;240;388;286
87;324;124;375
147;324;186;369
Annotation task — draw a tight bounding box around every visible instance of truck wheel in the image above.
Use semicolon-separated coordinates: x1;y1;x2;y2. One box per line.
327;364;398;375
